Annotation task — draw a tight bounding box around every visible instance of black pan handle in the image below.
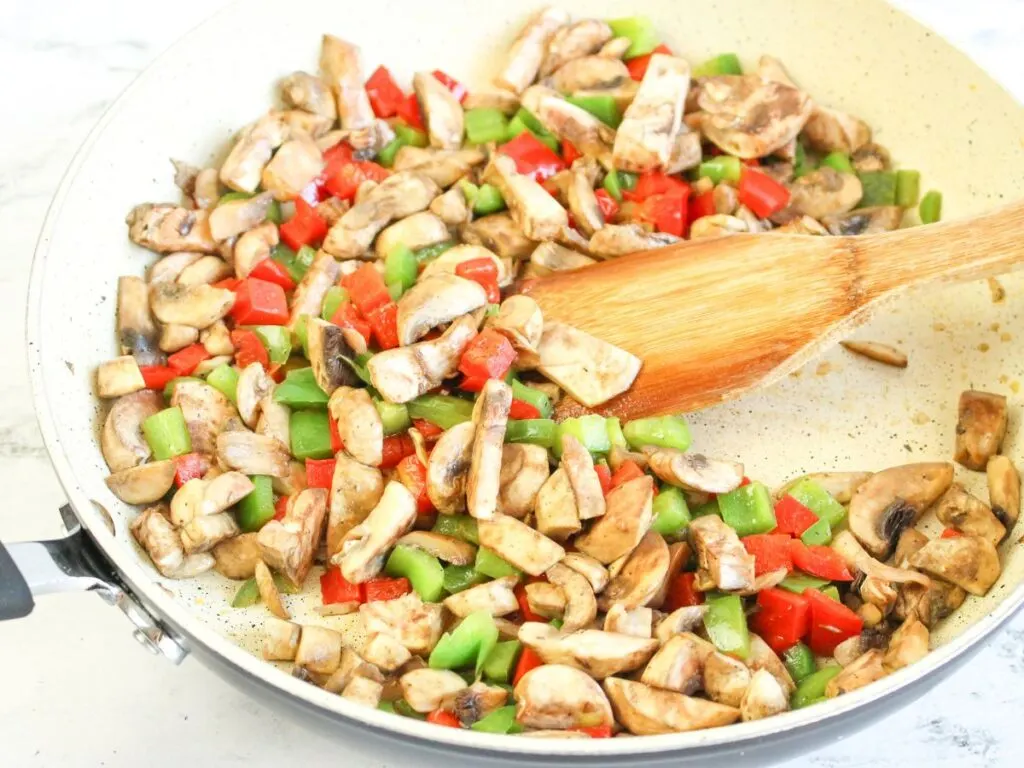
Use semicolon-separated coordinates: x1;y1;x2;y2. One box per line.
0;539;34;620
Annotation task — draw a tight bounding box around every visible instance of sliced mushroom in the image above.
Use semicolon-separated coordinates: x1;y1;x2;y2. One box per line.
466;379;512;521
909;535;1001;596
442;575;519;619
413;71;464;150
326;452;384;559
484;154;568;242
257;487;328;586
397;531;476;566
336;481;417;582
295;624;343;675
847;462;954;559
803;106;871;154
463;88;520;115
689;514;755;592
893;528;930;568
106;460;176;505
575;476;654;564
219;114;290;193
486;296;544;358
647;449;744;495
498;443;550;519
533;467;582;540
327;386;383;467
281;71;337;119
396;274;488;347
149;282;235;329
688;214;749;239
530;240;597;273
400;668;469;713
260;137;325;202
393;147;487;189
101;390;162;472
130;504;214;578
519;623;658;679
96;357;145;399
649;541;691;610
561;552;610;594
148;252;204;284
746;634;796;695
289;252;340;329
934;483;1005;546
374;212;450;260
777;471;873;504
654;607;709;645
319;35;374;132
540;19;613;76
176;255;232;287
613;54;690;172
821;206;903;236
740;669;788;722
524;89;614;160
367;314;478;404
126;204;218;254
535;322;641;408
772;214;828;235
461;211;537;259
639;632;713;694
157;324;197;354
316;196;350;227
514;663;614;730
697;75;813;158
839;340;908;368
784;166;863;220
305;318;361;398
217;430;290;478
703;651;753;708
234;362;274;429
600;531;670;611
558;434;606;522
588;223;680;259
604;677;740;735
525;582;567;619
445;683;509;727
226;223;279;282
545;562;597;632
253;559;289;619
894;577;966;629
955;390;1008;471
550;55;629;93
429;186;470;227
361;633;412;673
496;7;570;94
360;592;444;655
208;192;273;242
426;421;476;514
852;142;891;173
478;514;565;576
341;676;384;708
263;617;301;661
883;617;929;672
212;532;262;580
198;320;233;357
825;650;886;698
988;455;1020;530
171;379;240;455
117;276;162;365
172;472;254;527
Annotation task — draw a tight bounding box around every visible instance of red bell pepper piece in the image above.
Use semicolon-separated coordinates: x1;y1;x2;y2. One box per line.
751;587;810;655
594;463;613;496
610;460;645;491
412;419;445;441
594;188;620;221
640;188;690;237
739;476;752;487
365;66;406;119
774;495;819;537
167;343;211;376
396;93;425;131
804;588;863;656
231;277;289;326
328;413;345;454
363;576;412;602
366;301;400;350
249;258;297;291
514;582;545;622
738;167;791;218
941;528;964;539
396;454;436;516
561;139;582;165
432;69;468;103
625;43;672;81
458;329;517;381
458;375;488;393
570;725;613;738
742;533;794;576
230;329;270;370
305;458;337;490
139;365;180;391
689;189;716;224
790;540;854;582
323;160;390;201
498;131;566;182
513;647;544;686
508;399;542;420
212;277;242;292
321;142;355;177
628;170;689;201
279;197;328;250
381;434;416;469
273;494;290;521
330;302;373;347
320;566;363;604
343;263;392;316
426;709;462;728
664;571;704;611
173;453;210;487
454;258;501;304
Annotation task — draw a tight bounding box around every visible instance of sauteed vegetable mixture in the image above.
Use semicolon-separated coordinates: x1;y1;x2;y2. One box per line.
98;8;1012;737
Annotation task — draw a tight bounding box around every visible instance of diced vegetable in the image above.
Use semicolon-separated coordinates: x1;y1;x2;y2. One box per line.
232;578;260;607
344;263;392;317
249;256;294;290
791;665;842;709
664;571;703;611
459;329;517;381
782;642;816;684
305;458;336;490
443;564;487;593
251;325;292;366
609;460;644;491
364;577;412;602
386;544;445;602
433;515;480;545
505;110;560;153
556;414;612;456
426;709;461;727
377;137;405;168
408;394;475;430
506;419;558;449
793;140;814;179
738;168;790;218
320;286;349;322
205;364;240;404
465;108;510;145
785;479;846;528
790;540;853;582
804;588;862;656
274;367;329;408
471;706;522;734
231;278;289;326
512;646;543;686
622;415;691;452
565;95;622;128
279;198;327;251
472;184;507;216
237;475;275;532
920;189;942;224
475;547;521;579
289;410;334;460
510;380;553;419
741;533;793;576
173;452;209;487
385;245;419;293
429;610;499;676
455;257;501;303
414;241;456;263
393;121;429;148
750;587;809;655
608;16;659;59
396;454;435;516
167;343;211;376
699;156;742;185
366;65;406;118
231;328;270;371
773;494;819;537
800;517;832;546
142;407;191;460
625;43;672;81
381;434;416;469
376;400;412;435
857;170;897;207
719;482;776;537
482;640;522;684
820;152;854;175
498;131;566;183
693;53;743;77
606;417;627;449
652;486;691;536
594;188;620;221
272;243;316;284
777;573;829;595
321;566;363;604
703;593;750;660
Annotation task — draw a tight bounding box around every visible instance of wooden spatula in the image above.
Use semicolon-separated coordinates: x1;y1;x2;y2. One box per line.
523;202;1023;420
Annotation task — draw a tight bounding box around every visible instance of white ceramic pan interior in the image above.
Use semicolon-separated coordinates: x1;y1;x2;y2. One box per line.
27;0;1024;756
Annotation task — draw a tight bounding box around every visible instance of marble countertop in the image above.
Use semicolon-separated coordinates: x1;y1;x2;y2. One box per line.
2;0;1024;765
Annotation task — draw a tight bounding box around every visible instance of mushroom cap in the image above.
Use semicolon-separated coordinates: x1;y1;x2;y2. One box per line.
236;362;275;429
646;449;744;494
101;390;163;472
307;318;360;396
603;677;740;735
149;282;235;329
574;475;654;564
395;274;487;346
396;531;477;566
426;421;476;514
546;562;598;632
106;460;176;504
598;530;670;611
909;535;1001;596
514;664;614;731
518;623;658;679
739;669;789;722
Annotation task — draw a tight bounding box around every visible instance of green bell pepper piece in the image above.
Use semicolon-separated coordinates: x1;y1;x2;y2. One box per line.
204;365;239;404
703;593;750;660
800;517;833;546
652;486;691;536
393;121;428;148
895;170;920;207
344;352;374;387
606;417;628;449
555;415;611;456
293;314;310;359
142;407;191;460
375;400;411;435
482;640;522;683
821;152;854;175
719;482;776;537
164;375;204;400
698;156;742;185
622;415;692;452
378;700;397;714
289;410;333;460
786;478;846;528
603;170;623;201
386;544;445;602
793;140;815;179
393;699;426;719
251;325;292;366
782;642;816;683
693;52;743;77
510;380;552;419
377;137;405;168
608;16;659;58
218;191;253;205
920;189;942;224
265;199;282;225
443;564;487;593
471;706;522;734
320;286;349;321
237;475;275;532
505;109;560;152
408;394;475;429
778;573;829;594
475;547;521;580
434;515;480;545
231;578;260;607
473;184;507;216
274;367;329;408
387;280;403;301
791;666;842;709
465;108;510;144
821;585;841;601
414;241;456;263
691;498;721;518
858;171;897;206
272;243;315;284
565;95;621;128
505;418;558;449
385;245;419;292
429;610;500;675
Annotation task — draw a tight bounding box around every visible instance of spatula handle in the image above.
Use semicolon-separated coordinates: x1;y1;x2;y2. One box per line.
854;199;1024;300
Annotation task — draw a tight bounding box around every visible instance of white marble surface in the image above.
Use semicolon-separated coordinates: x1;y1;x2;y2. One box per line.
2;0;1024;765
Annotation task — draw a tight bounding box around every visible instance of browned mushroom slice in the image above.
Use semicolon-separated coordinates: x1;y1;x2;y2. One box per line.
445;683;510;727
892;528;930;568
588;223;680;258
235;362;274;429
533;467;582;540
429;186;470;227
361;592;444;655
399;668;469;713
909;535;1001;596
560;552;609;595
740;669;788;722
396;275;487;346
397;531;476;566
879;617;929;673
597;36;632;59
772;214;828;235
172;379;241;455
599;531;670;611
367;315;478;404
530;241;597;273
847;462;954;559
479;514;565;576
648;541;692;610
256;487;328;587
420;244;507;284
231;222;280;280
484;297;544;362
690;515;755;591
839;340;908;368
688;214;749;240
463;89;521;115
697;75;813;159
101;390;162;472
288;252;340;330
540;19;613;76
613;54;691;172
988;455;1020;529
263;617;301;661
851;142;891;173
327;386;383;466
784;167;863;220
208;192;274;242
413;71;464;150
281;70;337;119
425;421;475;515
325;452;384;560
745;634;795;695
524;89;615;160
654;607;710;645
514;663;614;730
461;212;537;259
150;282;235;329
252;559;289;619
443;575;519;619
374;212;450;260
485;155;568;241
341;676;384;708
127;204;219;254
535;322;641;409
803;106;872;155
393;147;487;189
756;54;798;87
565;166;605;237
148;252;204;284
261;137;325;201
519;623;658;679
558;434;605;521
550;56;630;93
647;449;744;495
821;206;903;236
273;109;335;140
525;582;566;619
825;650;886;698
498;443;550;519
130;504;214;578
294;624;343;675
602;605;652;639
934;483;1005;546
640;632;714;694
199;320;233;356
217;429;290;477
603;677;740;735
212;532;262;580
117;276;162;365
546;562;597;632
108;460;179;507
955;390;1008;471
703;651;753;707
361;633;412;672
319;35;374;132
219;114;290;193
894;577;966;629
305;318;359;397
336;481;417;583
496;6;570;94
575;476;653;564
467;380;513;521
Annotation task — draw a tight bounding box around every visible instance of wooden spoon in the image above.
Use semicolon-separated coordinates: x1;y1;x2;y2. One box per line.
523;204;1022;420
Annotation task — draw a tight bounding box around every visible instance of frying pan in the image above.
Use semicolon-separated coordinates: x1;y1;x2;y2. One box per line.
6;0;1024;764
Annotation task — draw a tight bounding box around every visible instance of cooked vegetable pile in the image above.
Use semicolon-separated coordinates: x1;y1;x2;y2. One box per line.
98;7;1009;738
